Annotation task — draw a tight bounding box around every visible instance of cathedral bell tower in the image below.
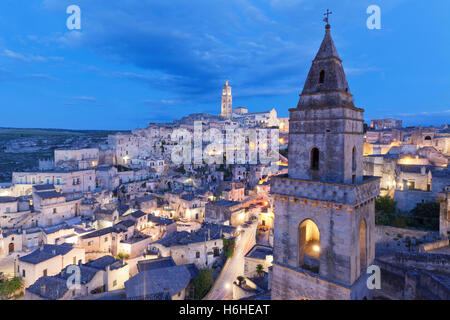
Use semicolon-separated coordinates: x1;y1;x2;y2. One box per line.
221;80;232;119
270;19;380;300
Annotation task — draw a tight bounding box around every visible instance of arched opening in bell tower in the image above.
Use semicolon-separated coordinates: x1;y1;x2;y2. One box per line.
298;219;320;270
319;70;325;84
360;219;367;272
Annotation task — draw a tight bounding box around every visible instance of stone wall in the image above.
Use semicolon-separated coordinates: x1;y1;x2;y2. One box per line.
288;105;364;185
380;251;450;274
270;263;371;300
271;175;380;206
420;239;449;252
394;189;437;212
374;257;450;300
271;177;379;287
375;226;434;253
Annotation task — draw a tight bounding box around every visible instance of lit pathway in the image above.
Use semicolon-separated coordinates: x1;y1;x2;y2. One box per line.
204;221;257;300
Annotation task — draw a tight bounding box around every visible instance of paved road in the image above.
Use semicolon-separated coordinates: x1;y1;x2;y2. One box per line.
205;222;257;300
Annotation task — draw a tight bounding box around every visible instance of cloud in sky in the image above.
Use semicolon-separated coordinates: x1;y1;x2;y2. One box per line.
2;49;63;63
73;96;97;102
41;0;324;103
0;0;448;129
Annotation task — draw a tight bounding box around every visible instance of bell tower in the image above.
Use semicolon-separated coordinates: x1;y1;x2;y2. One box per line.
270;20;380;300
288;22;364;185
221;80;232;119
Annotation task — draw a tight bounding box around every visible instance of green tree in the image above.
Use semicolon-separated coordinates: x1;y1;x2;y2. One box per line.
116;253;130;260
192;268;214;300
256;264;264;277
363;123;369;134
375;195;397;214
237;276;245;285
222;238;235;258
409;201;440;231
0;277;24;300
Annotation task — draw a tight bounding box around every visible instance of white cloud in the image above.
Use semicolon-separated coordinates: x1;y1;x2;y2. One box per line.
2;49;64;63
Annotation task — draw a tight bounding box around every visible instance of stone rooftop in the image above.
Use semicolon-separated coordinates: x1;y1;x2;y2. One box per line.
125;265;192;299
245;244;273;260
19;243;74;265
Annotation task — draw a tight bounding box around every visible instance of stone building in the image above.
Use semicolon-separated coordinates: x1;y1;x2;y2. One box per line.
370;119;402;130
12;168;96;195
25;255;129;299
205;199;246;226
17;243;85;288
270;24;380;300
244;244;273;278
149;223;235;269
54;148;99;170
439;186;450;239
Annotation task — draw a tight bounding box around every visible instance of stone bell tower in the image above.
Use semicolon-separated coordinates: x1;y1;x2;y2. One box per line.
221;80;232;119
270;22;380;300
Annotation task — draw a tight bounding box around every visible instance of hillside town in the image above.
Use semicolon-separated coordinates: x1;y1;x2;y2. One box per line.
0;24;449;301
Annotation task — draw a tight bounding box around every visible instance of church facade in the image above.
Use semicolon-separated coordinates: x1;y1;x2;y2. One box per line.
270;24;380;300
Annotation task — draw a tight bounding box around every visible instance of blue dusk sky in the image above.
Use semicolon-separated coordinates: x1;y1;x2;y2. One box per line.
0;0;449;130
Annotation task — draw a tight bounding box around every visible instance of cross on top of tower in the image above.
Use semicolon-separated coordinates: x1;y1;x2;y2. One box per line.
323;9;332;28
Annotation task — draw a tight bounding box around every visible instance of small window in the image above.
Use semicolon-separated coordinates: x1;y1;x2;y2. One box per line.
113;280;117;287
196;252;200;259
310;148;319;170
22;270;26;277
319;70;325;84
43;269;48;276
352;147;357;171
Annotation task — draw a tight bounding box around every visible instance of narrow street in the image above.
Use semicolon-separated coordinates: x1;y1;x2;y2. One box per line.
204;221;257;300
